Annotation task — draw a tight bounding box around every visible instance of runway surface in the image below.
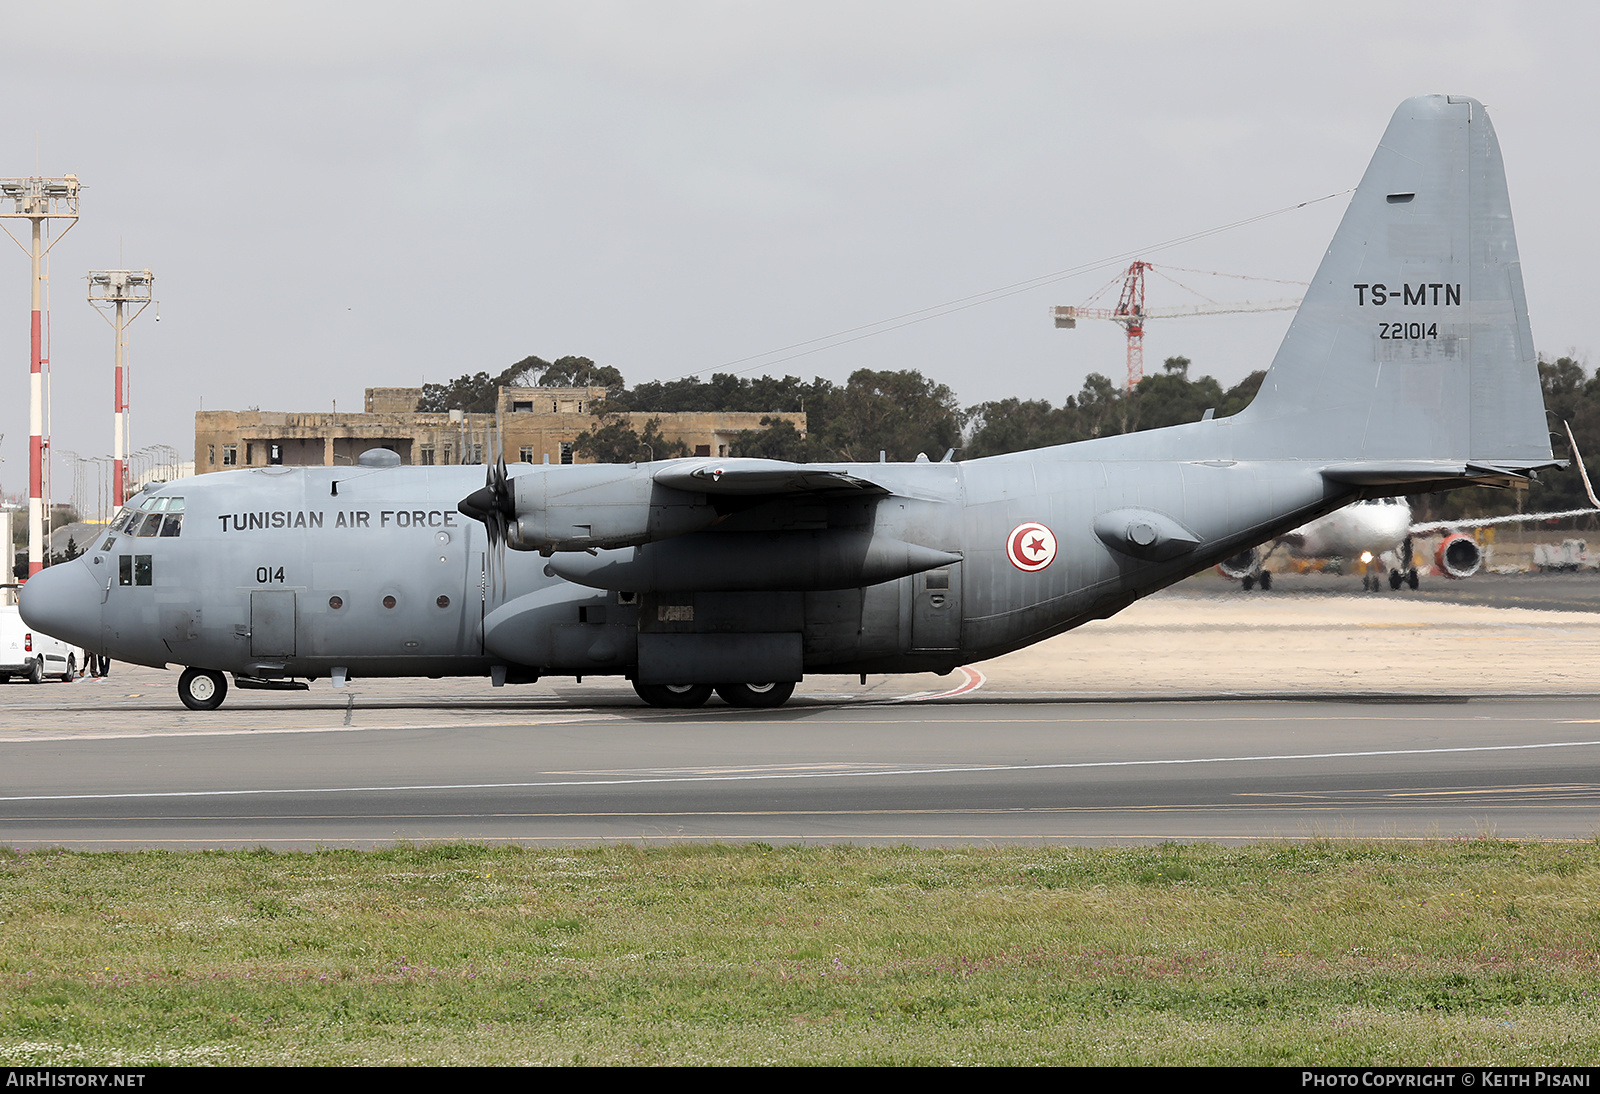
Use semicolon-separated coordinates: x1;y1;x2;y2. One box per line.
4;695;1599;847
4;571;1598;849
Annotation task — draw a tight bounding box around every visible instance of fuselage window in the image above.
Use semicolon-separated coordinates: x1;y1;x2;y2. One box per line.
100;537;116;552
117;555;152;586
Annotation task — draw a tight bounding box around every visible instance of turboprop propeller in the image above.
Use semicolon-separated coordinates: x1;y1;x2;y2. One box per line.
458;457;515;597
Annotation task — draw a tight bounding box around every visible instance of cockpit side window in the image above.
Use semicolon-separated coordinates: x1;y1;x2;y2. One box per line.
134;513;163;537
159;513;183;537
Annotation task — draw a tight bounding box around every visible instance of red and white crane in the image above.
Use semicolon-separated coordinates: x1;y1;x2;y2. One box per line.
1053;261;1301;391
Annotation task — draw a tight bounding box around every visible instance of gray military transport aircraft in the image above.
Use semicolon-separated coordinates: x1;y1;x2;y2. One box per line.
20;95;1563;710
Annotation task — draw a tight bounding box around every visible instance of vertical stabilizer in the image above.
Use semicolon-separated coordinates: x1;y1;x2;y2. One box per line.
1237;95;1550;466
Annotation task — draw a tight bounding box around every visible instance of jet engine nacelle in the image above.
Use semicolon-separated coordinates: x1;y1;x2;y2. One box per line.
507;464;719;553
1435;533;1482;579
1216;547;1260;580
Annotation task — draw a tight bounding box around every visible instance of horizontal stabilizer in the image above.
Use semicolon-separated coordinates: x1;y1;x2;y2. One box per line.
1320;459;1560;490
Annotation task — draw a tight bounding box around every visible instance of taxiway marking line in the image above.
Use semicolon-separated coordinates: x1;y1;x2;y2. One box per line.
7;834;1595;847
4;707;1596;744
4;737;1600;803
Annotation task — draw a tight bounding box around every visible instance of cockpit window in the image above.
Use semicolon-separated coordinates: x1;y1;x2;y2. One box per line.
119;498;184;537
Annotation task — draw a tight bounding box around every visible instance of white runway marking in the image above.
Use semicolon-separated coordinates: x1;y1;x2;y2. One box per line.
5;736;1599;803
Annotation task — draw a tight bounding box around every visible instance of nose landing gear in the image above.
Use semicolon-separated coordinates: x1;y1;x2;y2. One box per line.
178;667;228;711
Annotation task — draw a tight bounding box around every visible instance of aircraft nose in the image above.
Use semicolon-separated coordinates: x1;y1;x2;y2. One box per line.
18;563;101;649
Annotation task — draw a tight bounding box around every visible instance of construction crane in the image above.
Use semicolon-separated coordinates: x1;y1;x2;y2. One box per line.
1053;261;1301;391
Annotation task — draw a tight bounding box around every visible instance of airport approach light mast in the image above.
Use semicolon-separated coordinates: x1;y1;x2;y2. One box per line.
0;176;79;577
87;270;155;508
1052;260;1301;391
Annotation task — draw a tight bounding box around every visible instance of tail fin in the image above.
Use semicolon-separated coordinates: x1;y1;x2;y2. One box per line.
1238;95;1552;470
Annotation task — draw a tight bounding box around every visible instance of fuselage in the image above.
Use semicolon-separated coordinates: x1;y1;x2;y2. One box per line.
1282;497;1413;561
22;428;1353;686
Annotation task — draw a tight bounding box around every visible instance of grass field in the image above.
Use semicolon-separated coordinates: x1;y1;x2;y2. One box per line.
2;840;1598;1066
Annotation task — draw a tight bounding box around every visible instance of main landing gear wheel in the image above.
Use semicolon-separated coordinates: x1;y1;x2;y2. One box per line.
632;681;713;708
1257;570;1272;591
715;682;797;708
178;668;228;711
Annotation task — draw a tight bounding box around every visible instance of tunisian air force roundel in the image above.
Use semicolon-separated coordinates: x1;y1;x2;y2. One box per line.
1006;522;1057;572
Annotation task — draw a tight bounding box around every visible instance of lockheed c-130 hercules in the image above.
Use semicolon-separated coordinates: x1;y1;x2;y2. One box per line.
20;95;1568;710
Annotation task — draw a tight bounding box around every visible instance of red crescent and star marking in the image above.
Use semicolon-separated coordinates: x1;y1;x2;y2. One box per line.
1006;522;1057;572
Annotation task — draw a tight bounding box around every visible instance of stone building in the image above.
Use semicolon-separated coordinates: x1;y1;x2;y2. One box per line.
194;386;801;473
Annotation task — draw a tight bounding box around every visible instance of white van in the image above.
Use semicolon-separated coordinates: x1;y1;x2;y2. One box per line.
0;589;76;683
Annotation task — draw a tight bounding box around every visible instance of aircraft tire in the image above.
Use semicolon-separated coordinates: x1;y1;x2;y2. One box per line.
1258;571;1272;591
1241;575;1255;591
27;658;43;685
1389;570;1402;590
61;656;74;684
715;682;797;708
178;668;228;711
632;681;712;708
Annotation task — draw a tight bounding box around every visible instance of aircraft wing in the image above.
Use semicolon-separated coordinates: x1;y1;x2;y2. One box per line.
1409;508;1599;535
653;459;889;496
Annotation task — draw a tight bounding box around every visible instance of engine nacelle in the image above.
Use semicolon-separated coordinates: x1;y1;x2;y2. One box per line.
1216;547;1260;580
1435;532;1482;579
508;464;719;552
544;530;962;593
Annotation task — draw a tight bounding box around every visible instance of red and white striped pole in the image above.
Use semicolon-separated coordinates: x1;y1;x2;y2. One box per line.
112;296;124;509
4;177;78;578
28;216;42;577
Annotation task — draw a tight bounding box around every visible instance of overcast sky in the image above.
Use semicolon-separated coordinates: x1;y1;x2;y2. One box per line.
1;1;1595;495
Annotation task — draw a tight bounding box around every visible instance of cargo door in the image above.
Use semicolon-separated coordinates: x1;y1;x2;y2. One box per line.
910;566;960;651
251;590;297;658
